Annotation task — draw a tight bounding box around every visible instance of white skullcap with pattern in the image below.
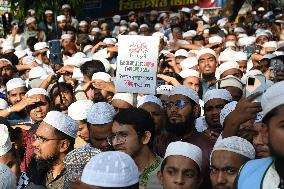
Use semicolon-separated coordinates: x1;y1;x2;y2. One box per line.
43;111;78;138
156;85;173;95
203;89;232;104
165;141;203;170
87;102;116;124
92;72;111;82
0;124;12;156
25;88;48;97
81;151;139;187
212;136;255;160
6;78;26;92
220;101;238;127
0;163;16;189
112;93;134;106
179;69;200;79
137;95;163;108
68;100;94;121
196;48;217;60
180;57;198;70
218;61;240;76
170;85;199;104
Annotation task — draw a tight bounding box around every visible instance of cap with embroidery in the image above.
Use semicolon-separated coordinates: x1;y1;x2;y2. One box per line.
25;88;48;97
209;35;223;44
156;85;173;95
137;95;162;108
219;48;237;62
212;136;255;160
6;78;26;92
179;69;200;79
203;89;232;104
195;116;208;132
0;124;12;156
164;141;203;170
170;85;199;104
220;101;238;127
87;102;116;124
180;57;198;70
218;61;240;76
112;93;134;106
81;151;139;187
92;72;111;82
61;34;73;40
68;100;94;121
43;111;78;138
0;163;17;189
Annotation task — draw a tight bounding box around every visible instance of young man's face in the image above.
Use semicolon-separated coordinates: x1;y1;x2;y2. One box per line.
252;122;270;158
198;54;217;75
27;94;49;123
204;99;227;129
158;156;201;189
88;123;113;151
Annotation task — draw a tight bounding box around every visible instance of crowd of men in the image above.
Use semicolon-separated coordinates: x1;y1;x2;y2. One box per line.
0;2;283;189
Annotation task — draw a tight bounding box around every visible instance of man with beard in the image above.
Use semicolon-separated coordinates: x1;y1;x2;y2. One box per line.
28;111;78;189
155;85;214;189
197;48;218;97
0;58;15;92
210;136;255;189
236;81;284;188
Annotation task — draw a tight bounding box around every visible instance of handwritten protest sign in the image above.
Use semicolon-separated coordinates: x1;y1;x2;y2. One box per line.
115;35;160;94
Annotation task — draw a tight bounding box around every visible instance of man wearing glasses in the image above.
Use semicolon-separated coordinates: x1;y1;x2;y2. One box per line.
28;111;78;189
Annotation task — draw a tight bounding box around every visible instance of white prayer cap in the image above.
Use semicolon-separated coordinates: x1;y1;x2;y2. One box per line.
0;58;12;65
0;163;17;189
129;22;138;28
137;95;162;108
119;25;128;33
112;15;121;23
256;32;268;39
183;30;196;39
261;81;284;118
154;23;163;30
273;51;284;57
43;111;78;138
83;45;93;53
209;35;223;44
79;20;88;26
238;36;256;46
180;7;191;13
34;42;48;51
195;116;208;132
61;34;73;40
26;17;36;25
220;101;238;127
87;102;116;124
92;72;111;82
180;57;198;70
234;27;245;33
0;99;8;110
241;69;263;84
103;38;116;45
27;9;35;15
164;141;202;170
81;151;139;187
193;5;200;11
25;88;48;97
234;51;247;61
152;31;164;38
140;24;149;29
212;136;255;160
196;48;217;60
237;33;248;39
64;52;91;67
216;75;243;91
156;85;173;95
0;124;12;156
95;58;111;72
68;100;94;121
6;78;26;92
179;69;200;79
22;56;36;65
112;93;134;106
170;85;199;104
44;10;53;15
257;7;265;11
14;50;27;59
225;41;236;48
91;27;101;33
217;18;228;28
120;20;128;26
128;31;138;35
57;15;66;22
2;42;14;53
203;89;232;104
62;4;71;9
218;61;240;76
174;49;188;58
29;66;48;80
262;41;277;49
219;48;237;62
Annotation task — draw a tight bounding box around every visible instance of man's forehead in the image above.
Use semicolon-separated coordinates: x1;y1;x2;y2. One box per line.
37;122;55;136
8;87;27;95
211;150;244;165
169;94;189;101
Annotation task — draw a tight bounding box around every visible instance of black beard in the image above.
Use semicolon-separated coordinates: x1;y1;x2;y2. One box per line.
165;113;195;137
269;143;284;179
35;154;59;172
202;72;215;80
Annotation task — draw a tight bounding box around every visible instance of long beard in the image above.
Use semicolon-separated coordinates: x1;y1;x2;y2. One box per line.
165;113;195;137
35;154;59;172
202;72;215;80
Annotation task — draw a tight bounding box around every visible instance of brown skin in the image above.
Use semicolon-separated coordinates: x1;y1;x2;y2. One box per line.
76;120;89;141
183;77;200;92
8;87;27;105
210;150;248;189
252;122;270;158
140;102;163;131
26;94;49;123
204;99;227;129
256;35;268;46
158;156;202;189
223;87;243;102
88;122;113;151
1;65;13;81
225;35;237;43
237;60;247;74
111;99;132;111
220;69;242;79
0;150;20;180
198;53;217;76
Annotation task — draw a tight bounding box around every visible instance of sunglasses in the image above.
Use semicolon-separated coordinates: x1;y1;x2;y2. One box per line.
166;100;191;109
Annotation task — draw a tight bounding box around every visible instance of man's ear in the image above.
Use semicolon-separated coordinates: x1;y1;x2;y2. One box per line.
157;170;164;185
59;139;71;153
193;105;201;118
141;131;151;145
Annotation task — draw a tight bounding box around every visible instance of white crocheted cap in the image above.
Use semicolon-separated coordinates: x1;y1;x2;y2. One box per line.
233;51;248;61
218;61;240;76
196;48;217;60
68;100;94;121
34;42;48;51
25;88;48;97
165;141;203;170
261;81;284;118
26;17;36;25
92;72;111;82
6;78;26;92
28;66;48;80
81;151;139;187
87;102;116;124
208;35;223;44
180;57;198;70
57;15;66;22
0;163;16;189
219;48;237;62
170;85;199;104
212;136;255;160
112;93;134;106
43;111;78;138
137;95;163;108
220;101;238;127
174;49;188;58
179;69;200;79
203;89;232;104
156;85;173;96
0;124;12;156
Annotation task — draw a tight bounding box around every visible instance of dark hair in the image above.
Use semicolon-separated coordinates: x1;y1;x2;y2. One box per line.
80;60;105;79
64;25;76;33
114;108;156;148
209;27;220;35
27;37;39;52
54;129;75;153
103;183;139;189
49;82;73;105
164;72;183;84
192;35;205;43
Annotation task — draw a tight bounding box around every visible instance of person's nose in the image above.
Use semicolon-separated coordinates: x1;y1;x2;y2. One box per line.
216;172;227;184
173;173;185;185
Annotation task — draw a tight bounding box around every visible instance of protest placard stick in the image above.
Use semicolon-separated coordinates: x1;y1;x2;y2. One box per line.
133;93;138;107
